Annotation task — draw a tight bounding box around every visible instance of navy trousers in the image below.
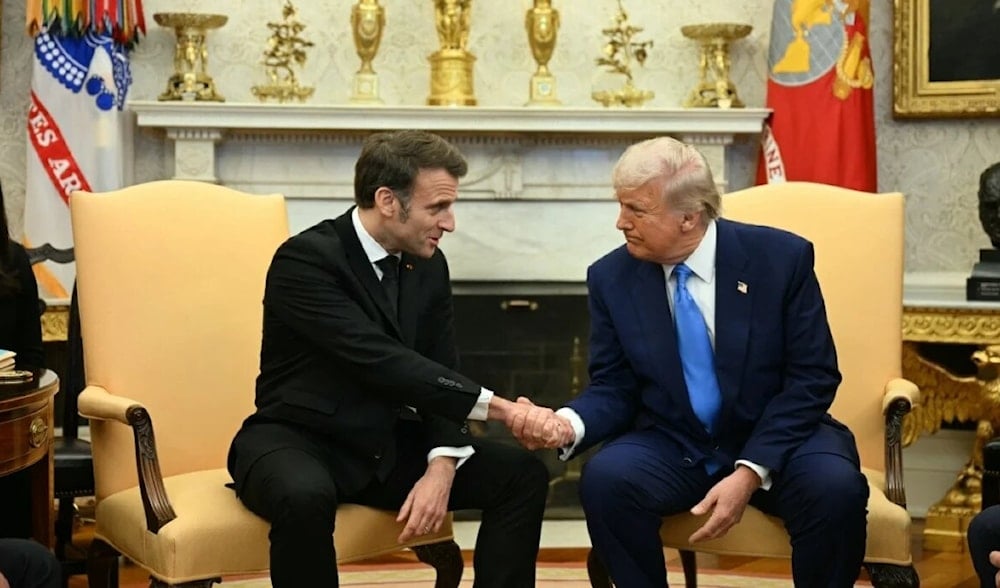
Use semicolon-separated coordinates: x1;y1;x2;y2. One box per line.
969;504;1000;588
580;428;869;588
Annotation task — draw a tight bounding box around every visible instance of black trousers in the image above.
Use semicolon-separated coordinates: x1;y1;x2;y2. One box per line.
232;421;549;588
969;504;1000;588
0;539;60;588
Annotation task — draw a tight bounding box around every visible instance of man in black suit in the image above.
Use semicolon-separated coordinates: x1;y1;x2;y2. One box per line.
227;130;553;588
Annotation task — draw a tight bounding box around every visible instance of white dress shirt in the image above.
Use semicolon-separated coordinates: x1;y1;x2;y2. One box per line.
351;208;493;468
557;220;772;489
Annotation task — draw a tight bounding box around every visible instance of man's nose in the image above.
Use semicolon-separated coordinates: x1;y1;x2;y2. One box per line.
440;210;456;232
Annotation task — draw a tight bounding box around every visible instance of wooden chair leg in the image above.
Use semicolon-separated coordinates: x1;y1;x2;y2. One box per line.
864;562;920;588
413;539;464;588
86;538;119;588
585;548;613;588
679;549;698;588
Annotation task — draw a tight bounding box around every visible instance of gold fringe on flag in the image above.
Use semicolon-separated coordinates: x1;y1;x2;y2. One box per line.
26;0;146;46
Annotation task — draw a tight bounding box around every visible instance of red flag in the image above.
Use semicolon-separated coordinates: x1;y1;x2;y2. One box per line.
757;0;876;192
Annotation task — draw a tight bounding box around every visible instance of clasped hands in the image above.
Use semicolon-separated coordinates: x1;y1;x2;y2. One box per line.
499;396;574;450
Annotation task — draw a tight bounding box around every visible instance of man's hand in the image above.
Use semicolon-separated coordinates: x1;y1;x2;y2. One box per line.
688;465;761;544
990;550;1000;587
506;397;574;450
0;571;9;588
397;457;456;543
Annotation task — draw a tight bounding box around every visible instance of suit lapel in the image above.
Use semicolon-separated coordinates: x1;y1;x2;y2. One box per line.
332;211;403;339
713;219;752;428
629;260;696;421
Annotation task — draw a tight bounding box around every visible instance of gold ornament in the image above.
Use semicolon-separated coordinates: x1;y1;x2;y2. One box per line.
427;0;476;106
525;0;561;106
591;0;653;108
155;13;227;102
251;1;315;103
350;0;386;104
681;23;751;109
901;338;1000;552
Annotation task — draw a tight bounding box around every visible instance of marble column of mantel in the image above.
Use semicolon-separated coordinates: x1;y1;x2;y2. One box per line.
129;101;771;184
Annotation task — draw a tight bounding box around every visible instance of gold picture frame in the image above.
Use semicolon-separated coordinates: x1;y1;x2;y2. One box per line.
893;0;1000;118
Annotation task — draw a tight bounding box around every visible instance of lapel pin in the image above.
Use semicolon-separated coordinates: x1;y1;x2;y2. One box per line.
737;281;748;294
405;263;414;270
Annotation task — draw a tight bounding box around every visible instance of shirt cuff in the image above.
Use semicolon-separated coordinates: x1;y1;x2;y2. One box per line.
555;407;586;461
467;387;492;421
735;459;772;490
428;446;475;470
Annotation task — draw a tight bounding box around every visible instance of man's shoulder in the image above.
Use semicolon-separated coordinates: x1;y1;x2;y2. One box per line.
721;218;811;252
588;244;635;282
279;219;342;254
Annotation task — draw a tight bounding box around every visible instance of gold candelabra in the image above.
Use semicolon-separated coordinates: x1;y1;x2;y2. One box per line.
592;0;654;108
155;13;227;102
681;23;752;109
350;0;386;104
251;1;315;103
427;0;477;106
525;0;561;106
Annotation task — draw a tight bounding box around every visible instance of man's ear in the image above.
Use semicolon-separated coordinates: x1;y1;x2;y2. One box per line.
373;187;396;218
680;211;700;232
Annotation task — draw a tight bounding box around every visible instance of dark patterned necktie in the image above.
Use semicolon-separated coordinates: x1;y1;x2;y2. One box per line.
376;255;400;316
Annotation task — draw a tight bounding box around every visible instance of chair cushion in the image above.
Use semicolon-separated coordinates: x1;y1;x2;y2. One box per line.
658;468;911;565
53;437;94;497
94;469;455;583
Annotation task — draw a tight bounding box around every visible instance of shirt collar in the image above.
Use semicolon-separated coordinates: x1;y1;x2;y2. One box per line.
665;219;716;283
351;206;395;265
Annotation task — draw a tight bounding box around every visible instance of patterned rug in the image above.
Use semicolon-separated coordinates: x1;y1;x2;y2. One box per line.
215;563;870;587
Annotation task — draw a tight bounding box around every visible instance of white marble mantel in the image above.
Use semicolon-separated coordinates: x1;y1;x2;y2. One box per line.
130;101;770;282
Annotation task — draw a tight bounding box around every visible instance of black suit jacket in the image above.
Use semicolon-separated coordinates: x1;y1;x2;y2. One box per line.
0;241;44;370
234;209;481;494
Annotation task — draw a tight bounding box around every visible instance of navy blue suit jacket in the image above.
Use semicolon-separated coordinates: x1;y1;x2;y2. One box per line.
567;218;858;475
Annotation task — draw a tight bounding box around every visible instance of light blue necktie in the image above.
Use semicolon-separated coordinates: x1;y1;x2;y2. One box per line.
673;263;722;435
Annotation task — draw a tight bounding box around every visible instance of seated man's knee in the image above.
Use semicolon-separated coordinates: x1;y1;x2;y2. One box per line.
0;538;60;588
579;449;635;514
507;448;551;501
270;479;338;531
799;462;868;518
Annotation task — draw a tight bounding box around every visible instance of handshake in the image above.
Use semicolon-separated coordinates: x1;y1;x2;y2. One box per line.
488;395;575;450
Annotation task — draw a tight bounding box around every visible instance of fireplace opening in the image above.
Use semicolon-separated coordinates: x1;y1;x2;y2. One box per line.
452;292;596;519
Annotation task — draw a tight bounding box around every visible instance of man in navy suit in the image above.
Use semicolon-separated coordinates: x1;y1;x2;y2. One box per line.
513;137;868;587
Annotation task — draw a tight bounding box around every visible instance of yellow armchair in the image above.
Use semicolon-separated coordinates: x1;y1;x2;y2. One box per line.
586;182;920;587
71;181;462;588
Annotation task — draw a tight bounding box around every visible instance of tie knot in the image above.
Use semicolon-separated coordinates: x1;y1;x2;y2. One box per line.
673;263;693;286
376;255;399;279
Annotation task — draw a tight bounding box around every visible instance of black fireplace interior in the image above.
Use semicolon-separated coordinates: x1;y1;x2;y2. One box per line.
453;293;594;519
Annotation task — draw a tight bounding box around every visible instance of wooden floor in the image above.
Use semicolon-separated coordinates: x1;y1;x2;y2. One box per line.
65;519;981;587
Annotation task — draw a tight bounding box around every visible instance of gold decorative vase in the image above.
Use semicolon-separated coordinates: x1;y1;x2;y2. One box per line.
525;0;561;106
155;12;227;102
351;0;386;104
681;22;752;109
591;0;654;108
427;0;476;106
251;1;315;103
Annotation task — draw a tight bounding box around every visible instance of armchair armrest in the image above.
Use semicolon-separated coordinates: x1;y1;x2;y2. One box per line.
882;378;919;508
78;385;143;423
77;385;177;533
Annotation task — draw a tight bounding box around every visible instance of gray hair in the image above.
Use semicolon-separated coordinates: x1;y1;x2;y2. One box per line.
612;137;721;221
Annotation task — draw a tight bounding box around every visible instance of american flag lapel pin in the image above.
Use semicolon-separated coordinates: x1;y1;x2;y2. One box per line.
737;281;748;294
